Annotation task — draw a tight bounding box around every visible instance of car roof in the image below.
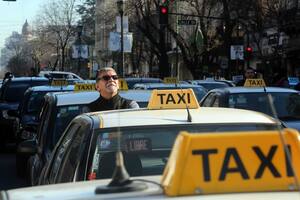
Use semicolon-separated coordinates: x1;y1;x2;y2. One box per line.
4;175;299;200
210;86;299;93
47;90;152;107
87;107;276;128
125;77;162;81
48;91;99;106
134;83;205;89
119;90;152;102
28;85;75;92
4;77;49;82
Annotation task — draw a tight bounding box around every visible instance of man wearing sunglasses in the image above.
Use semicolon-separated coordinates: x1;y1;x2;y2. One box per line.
85;67;139;112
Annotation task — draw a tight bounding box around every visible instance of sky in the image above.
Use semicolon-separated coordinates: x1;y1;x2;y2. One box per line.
0;0;43;49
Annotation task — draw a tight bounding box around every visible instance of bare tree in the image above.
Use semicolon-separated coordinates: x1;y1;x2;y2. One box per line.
34;0;78;71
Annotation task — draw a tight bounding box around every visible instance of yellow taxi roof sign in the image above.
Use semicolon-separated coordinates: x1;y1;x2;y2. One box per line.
163;77;179;84
74;83;96;92
244;78;266;87
147;89;199;109
118;78;128;91
51;79;68;86
161;128;300;196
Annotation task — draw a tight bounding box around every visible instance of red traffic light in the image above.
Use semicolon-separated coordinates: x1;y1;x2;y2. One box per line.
246;47;253;52
160;6;168;14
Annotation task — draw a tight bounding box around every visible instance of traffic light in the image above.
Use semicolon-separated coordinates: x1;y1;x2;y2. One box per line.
159;5;168;25
244;46;253;60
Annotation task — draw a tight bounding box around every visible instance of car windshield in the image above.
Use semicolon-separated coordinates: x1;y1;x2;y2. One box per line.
228;92;300;119
26;91;48;114
49;105;85;150
89;123;278;179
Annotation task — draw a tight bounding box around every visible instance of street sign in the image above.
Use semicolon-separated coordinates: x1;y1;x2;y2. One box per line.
230;45;244;60
116;16;129;33
109;32;133;52
178;19;196;25
72;45;88;59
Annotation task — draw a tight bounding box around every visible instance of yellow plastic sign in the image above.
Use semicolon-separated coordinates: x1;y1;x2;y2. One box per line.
244;78;266;87
74;83;96;91
161;129;300;196
51;79;68;86
118;78;128;91
147;89;199;109
163;77;179;84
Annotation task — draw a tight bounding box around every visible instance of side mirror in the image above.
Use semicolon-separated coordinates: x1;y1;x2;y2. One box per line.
17;139;38;155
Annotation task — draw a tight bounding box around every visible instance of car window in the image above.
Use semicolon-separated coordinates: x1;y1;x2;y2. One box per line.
201;93;216;107
27;91;48;114
48;123;81;183
212;95;220;107
228;92;300;118
88;123;278;180
55;124;90;183
49;105;86;151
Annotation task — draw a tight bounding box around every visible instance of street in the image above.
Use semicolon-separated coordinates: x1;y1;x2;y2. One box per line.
0;147;29;190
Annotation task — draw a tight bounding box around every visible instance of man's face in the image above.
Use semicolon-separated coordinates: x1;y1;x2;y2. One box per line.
245;70;255;79
95;70;119;96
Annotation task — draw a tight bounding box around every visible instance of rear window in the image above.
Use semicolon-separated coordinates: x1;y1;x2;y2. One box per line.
228;92;300;119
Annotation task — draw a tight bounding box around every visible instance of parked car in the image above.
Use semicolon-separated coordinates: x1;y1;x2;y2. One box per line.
39;71;83;81
0;77;50;149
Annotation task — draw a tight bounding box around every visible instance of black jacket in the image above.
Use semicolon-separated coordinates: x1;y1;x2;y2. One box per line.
86;93;139;112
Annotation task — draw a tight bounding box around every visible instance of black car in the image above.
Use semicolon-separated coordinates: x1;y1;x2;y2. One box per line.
0;77;50;149
14;85;75;177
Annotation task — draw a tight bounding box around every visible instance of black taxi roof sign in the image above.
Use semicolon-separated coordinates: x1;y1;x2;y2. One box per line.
118;78;128;91
161;128;300;196
74;83;96;92
147;89;199;109
244;78;266;87
51;79;68;86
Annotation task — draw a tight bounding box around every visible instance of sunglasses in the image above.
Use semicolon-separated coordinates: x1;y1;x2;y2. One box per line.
97;75;119;81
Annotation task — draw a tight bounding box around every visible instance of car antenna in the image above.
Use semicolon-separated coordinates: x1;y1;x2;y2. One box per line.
95;106;147;194
266;92;300;191
177;78;192;122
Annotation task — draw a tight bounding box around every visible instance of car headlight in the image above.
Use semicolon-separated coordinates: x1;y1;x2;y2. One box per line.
2;110;16;120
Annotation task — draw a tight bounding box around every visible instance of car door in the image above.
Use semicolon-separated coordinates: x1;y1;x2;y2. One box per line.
29;100;53;185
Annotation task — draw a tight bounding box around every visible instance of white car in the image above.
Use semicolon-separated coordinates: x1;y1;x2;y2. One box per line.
39;71;83;80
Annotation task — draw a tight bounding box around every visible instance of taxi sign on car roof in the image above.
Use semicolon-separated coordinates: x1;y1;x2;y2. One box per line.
147;89;199;109
51;79;68;86
74;83;96;91
244;78;266;87
161;128;300;196
118;78;128;90
163;77;179;84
